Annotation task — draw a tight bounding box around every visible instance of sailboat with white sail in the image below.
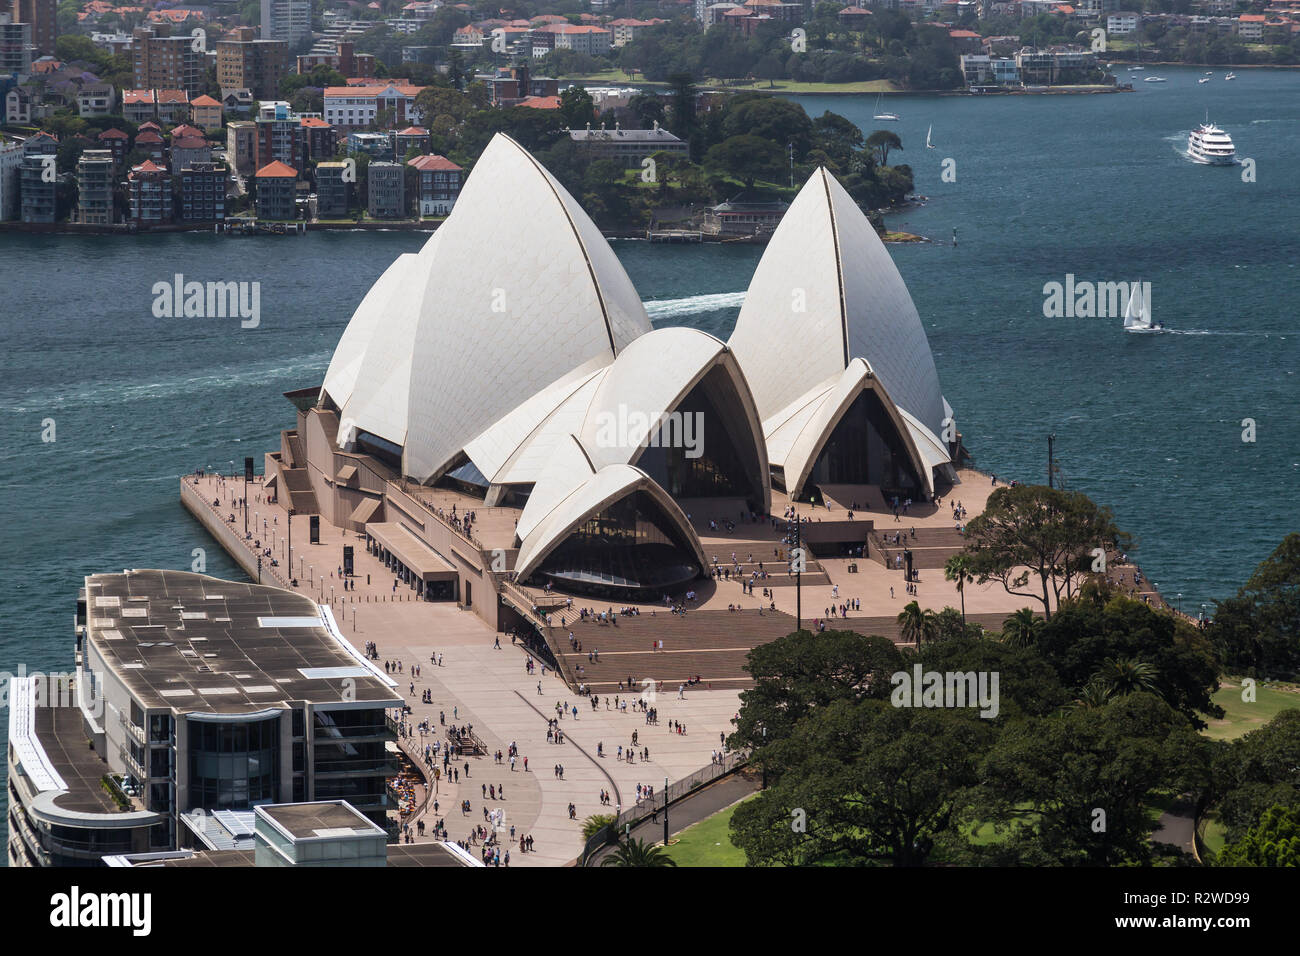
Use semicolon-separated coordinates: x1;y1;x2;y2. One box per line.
1122;281;1163;332
926;125;935;149
872;94;900;122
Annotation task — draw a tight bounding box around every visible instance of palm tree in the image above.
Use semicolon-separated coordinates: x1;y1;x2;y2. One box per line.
1072;677;1112;710
1095;656;1159;699
601;837;678;867
944;554;974;628
1000;608;1042;648
897;600;937;646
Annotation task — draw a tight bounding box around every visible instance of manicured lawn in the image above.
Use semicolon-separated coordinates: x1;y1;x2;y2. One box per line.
662;797;753;867
1203;678;1300;740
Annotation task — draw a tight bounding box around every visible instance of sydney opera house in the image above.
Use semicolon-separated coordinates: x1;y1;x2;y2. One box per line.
267;133;960;626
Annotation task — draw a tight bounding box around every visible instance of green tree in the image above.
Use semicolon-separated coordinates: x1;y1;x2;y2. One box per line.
1217;803;1300;866
944;553;974;628
865;129;903;166
979;692;1205;865
962;484;1126;620
703;134;783;188
1212;710;1300;843
730;700;993;866
731;628;904;753
1095;656;1159;699
1035;590;1223;729
600;837;677;867
1208;533;1300;678
897;600;938;646
1001;607;1042;648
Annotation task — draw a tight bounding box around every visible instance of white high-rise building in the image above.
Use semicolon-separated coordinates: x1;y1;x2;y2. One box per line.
0;135;22;221
260;0;312;47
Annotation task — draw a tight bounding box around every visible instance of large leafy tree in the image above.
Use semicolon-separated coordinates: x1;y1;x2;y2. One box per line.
1208;533;1300;678
731;629;904;753
962;484;1126;620
730;700;993;866
1211;710;1300;843
979;693;1205;866
1034;589;1222;729
914;636;1068;719
1217;803;1300;867
703;134;784;189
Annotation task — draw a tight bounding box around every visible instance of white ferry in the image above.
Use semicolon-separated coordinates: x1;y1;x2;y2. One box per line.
1187;122;1236;165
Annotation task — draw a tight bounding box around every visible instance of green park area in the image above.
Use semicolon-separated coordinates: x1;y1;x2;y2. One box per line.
662;797;752;867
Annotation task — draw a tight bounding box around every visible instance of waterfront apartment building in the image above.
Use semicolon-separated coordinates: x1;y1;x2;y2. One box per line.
19;130;56;223
170;131;212;174
76;149;114;224
179;161;227;221
567;122;689;169
960;53;1020;86
256;101;305;174
97;128;129;169
1014;46;1097;84
300;116;337;165
0;17;33;76
133;26;206;98
227;120;257;174
407;153;461;216
315;159;351;217
0;135;21;220
367;160;404;219
7;0;54;55
127;159;171;223
261;0;312;46
6;570;402;866
255;159;298;219
346;130;393;161
217;27;289;100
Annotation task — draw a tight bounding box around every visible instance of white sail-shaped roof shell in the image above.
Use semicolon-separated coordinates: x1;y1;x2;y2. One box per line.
503;326;769;539
728;167;947;438
513;445;707;583
321;252;423;446
764;359;948;498
402;134;652;482
321;133;653;479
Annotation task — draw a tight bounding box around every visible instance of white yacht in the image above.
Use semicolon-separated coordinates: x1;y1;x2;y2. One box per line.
1144;75;1167;83
1198;77;1211;84
1188;121;1236;165
872;94;899;122
1123;282;1162;332
1224;72;1237;80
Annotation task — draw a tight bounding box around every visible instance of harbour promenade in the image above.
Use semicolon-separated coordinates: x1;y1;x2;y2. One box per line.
182;472;744;866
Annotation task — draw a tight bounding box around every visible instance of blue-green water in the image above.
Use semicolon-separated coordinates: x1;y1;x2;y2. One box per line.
1;66;1297;829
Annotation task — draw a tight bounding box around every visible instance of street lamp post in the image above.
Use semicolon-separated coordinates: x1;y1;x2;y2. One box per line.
287;508;295;583
663;774;669;846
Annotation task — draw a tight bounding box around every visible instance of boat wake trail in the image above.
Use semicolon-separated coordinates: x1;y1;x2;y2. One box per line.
643;291;746;321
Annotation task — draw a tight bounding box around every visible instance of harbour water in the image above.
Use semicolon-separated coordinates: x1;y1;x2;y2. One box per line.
1;66;1297;828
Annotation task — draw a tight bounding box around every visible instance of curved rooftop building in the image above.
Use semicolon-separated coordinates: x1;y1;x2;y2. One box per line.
287;142;957;607
728;167;955;498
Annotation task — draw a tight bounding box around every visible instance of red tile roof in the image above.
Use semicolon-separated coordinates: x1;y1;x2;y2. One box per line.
156;90;190;104
517;95;561;109
98;127;129;139
191;94;220;106
255;160;298;178
396;126;429;135
300;116;332;128
407;154;462;171
131;159;165;173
